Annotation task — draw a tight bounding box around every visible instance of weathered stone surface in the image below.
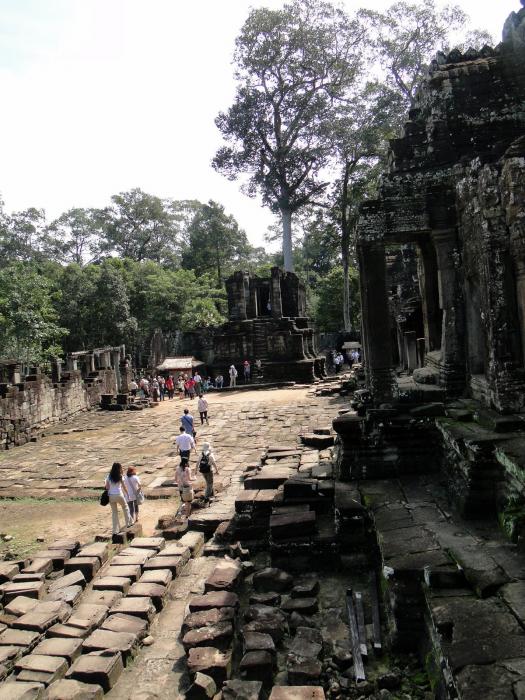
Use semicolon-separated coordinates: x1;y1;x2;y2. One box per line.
5;596;38;617
242;631;276;657
205;560;243;592
78;543;109;563
222;679;264;700
0;683;45;699
82;591;122;608
182;621;234;651
0;628;41;649
179;531;205;557
288;636;323;660
281;597;318;616
32;549;71;570
249;592;281;607
138;569;172;587
269;687;325;700
12;602;71;633
127;537;165;551
239;650;274;684
187;646;232;685
0;563;21;583
127;582;167;611
105;565;142;582
100;613;148;639
182;608;235;634
111;553;149;567
46;679;104;699
21;558;53;576
66;652;124;692
47;624;87;640
63;558;100;583
286;657;322;684
253;568;293;593
92;577;131;595
142;555;184;576
291;580;319;598
0;581;44;603
46;585;84;606
48;571;86;593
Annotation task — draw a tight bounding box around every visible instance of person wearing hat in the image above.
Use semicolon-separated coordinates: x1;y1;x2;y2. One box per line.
229;364;238;387
198;442;218;501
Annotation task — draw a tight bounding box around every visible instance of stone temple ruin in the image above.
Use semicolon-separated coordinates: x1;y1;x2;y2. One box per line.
211;267;326;383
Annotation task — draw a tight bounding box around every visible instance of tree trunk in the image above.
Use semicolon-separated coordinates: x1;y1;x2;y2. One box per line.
281;208;294;272
342;246;352;332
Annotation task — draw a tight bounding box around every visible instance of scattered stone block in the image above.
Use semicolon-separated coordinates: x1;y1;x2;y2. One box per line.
253;568;293;593
0;645;23;669
48;540;80;555
0;628;41;650
0;581;44;603
46;679;104;699
242;631;276;658
32;637;83;664
78;543;109;564
20;559;53;577
138;569;172;587
92;577;131;595
143;555;184;576
185;671;217;699
300;434;334;449
5;596;38;617
127;582;167;611
82;591;122;608
128;537;165;551
46;585;84;606
31;549;71;570
179;531;205;557
249;593;281;607
240;650;274;684
109;597;155;622
288;635;323;660
67;652;123;692
189;592;239;612
182;622;234;651
100;613;148;638
110;553;149;567
12;603;71;634
243;619;286;644
47;624;87;640
205;560;243;592
223;679;264;700
0;563;20;583
182;608;235;634
158;542;190;561
67;604;108;633
281;598;318;616
63;558;100;583
12;574;46;584
82;629;139;665
48;571;86;593
286;658;323;685
187;646;232;685
291;580;320;598
105;565;141;582
270;511;316;540
111;523;142;545
15;653;68;685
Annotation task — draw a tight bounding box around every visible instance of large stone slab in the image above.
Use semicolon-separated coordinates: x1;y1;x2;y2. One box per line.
182;608;236;634
82;591;122;608
0;628;41;650
179;531;205;557
105;565;142;582
110;553;149;567
189;592;239;612
0;563;20;584
239;650;274;684
182;622;234;651
109;597;155;622
100;613;148;638
269;688;325;700
127;537;165;551
92;577;131;595
253;568;293;593
32;637;83;664
138;569;172;587
223;679;263;700
0;683;45;699
31;549;71;570
205;560;243;592
82;629;139;665
5;597;38;617
67;652;124;693
0;581;44;603
187;646;232;685
48;571;86;593
142;555;184;576
78;543;109;564
46;585;84;606
63;558;100;583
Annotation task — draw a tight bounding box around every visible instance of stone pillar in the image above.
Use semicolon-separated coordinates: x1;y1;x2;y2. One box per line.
112;350;122;392
51;358;62;383
88;353;96;373
65;355;78;372
7;363;21;385
119;356;133;393
417;239;442;353
99;351;111;370
270;267;283;318
431;229;466;393
358;241;396;403
404;331;418;372
226;272;248;321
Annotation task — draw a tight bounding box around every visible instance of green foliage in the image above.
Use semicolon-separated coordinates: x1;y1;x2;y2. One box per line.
314;265;359;332
0;262;67;363
180;298;226;331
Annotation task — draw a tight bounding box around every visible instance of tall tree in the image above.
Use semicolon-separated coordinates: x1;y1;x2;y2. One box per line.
181;200;251;287
213;0;362;272
47;208;105;265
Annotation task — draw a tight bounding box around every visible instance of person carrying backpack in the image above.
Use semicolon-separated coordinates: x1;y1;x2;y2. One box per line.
198;442;218;500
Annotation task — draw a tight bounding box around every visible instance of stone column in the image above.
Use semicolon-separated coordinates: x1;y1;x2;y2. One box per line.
112;350;122;391
417;239;442;353
358;241;396;403
65;355;78;372
404;331;418;372
431;229;466;393
270;267;283;318
119;357;133;393
51;359;62;383
7;363;21;385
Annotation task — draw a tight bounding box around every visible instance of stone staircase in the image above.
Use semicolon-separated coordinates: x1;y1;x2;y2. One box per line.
253;319;269;363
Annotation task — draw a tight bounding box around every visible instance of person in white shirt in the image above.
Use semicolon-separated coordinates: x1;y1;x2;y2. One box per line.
129;380;138;397
197;394;209;425
175;458;194;519
124;466;142;523
104;462;132;534
229;365;238;387
175;426;196;477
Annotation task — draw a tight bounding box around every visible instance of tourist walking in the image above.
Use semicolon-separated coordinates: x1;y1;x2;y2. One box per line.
175;458;194;519
229;364;238;387
175;425;196;462
124;466;142;523
158;376;165;401
243;359;251;383
177;376;184;399
104;462;132;534
198;442;218;501
152;378;160;402
193;371;202;394
185;376;196;399
181;408;195;436
166;375;174;400
197;394;209;425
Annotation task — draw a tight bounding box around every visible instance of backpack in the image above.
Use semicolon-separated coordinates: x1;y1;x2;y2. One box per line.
198;453;211;474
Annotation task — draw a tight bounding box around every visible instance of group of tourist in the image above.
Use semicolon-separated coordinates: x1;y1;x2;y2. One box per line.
103;462;143;535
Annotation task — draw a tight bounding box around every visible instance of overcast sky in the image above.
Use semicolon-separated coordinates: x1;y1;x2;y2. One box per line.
0;0;519;247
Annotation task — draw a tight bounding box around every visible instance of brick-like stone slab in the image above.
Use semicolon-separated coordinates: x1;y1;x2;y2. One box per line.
0;628;41;649
31;549;71;570
127;537;165;551
92;577;131;595
0;581;44;603
82;591;123;608
235;490;259;513
127;583;167;611
182;622;233;651
15;653;68;677
67;652;124;692
12;574;46;584
63;558;100;583
47;624;88;640
138;569;172;587
111;553;149;567
78;543;109;564
21;559;53;576
82;629;139;665
253;568;293;593
109;597;155;622
32;637;83;664
189;592;239;612
0;563;20;583
118;547;157;561
5;596;38;617
100;613;148;638
48;571;86;593
67;604;108;633
187;646;232;685
239;650;274;683
105;565;142;582
178;531;205;557
242;631;276;657
158;543;191;562
222;680;264;700
142;555;184;576
0;645;23;669
47;679;103;699
48;540;80;555
12;608;69;634
281;598;318;615
46;585;83;606
269;687;325;699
